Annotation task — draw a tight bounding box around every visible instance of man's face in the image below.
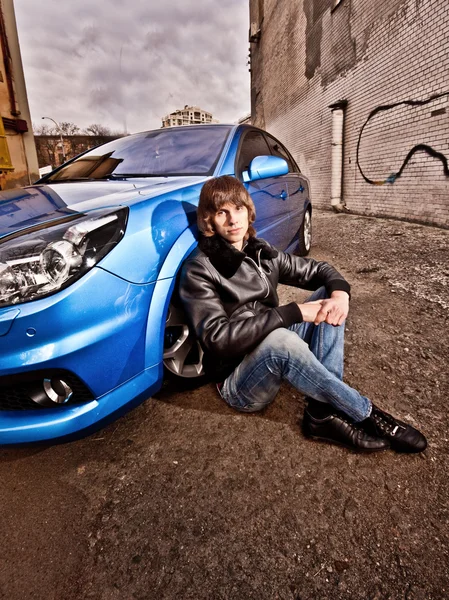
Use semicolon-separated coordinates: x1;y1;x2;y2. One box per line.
212;202;249;250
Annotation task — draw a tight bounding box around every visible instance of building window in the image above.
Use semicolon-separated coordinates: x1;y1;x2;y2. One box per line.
0;118;14;171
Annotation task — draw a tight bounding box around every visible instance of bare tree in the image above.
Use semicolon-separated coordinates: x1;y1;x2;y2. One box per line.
84;123;112;136
33;122;54;135
33;121;126;168
33;122;60;167
59;122;80;135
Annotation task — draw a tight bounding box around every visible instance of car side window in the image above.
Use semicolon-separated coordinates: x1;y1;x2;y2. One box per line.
265;134;300;173
236;131;271;178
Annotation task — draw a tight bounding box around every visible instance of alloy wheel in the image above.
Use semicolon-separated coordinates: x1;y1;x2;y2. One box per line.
163;303;205;378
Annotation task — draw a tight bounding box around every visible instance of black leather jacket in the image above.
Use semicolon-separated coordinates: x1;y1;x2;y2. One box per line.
179;234;350;380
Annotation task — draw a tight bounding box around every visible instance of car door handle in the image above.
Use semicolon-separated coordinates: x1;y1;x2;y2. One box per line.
280;190;287;200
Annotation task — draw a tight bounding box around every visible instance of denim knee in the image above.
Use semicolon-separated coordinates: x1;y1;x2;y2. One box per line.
262;328;302;352
221;328;314;413
262;328;312;373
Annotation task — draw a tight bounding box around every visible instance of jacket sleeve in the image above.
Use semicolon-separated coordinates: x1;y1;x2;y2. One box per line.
276;250;351;296
179;258;303;359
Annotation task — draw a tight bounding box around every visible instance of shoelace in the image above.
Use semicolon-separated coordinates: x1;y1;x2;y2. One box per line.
372;411;404;436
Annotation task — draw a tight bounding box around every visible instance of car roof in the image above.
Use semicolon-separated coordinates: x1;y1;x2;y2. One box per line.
133;123;237;135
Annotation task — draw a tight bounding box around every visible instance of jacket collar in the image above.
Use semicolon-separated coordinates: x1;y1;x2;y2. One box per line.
198;234;278;278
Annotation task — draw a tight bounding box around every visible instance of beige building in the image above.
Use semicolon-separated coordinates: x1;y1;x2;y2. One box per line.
161;105;216;128
0;0;39;189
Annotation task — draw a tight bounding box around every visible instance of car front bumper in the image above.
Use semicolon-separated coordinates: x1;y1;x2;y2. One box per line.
0;266;162;444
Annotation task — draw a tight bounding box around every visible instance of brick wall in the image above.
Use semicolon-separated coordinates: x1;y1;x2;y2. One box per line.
249;0;449;227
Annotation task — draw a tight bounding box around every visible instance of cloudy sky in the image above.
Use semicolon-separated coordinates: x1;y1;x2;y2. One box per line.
14;0;250;134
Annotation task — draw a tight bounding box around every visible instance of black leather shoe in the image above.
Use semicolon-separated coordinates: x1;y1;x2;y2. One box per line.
302;409;390;452
363;405;427;453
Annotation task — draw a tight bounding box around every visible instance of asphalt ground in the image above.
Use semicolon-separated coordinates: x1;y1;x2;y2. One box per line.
1;210;448;600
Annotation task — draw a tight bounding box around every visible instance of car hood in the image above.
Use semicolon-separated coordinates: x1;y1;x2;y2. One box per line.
0;177;208;238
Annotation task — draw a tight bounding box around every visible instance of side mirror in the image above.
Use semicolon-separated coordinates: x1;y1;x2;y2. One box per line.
243;155;289;182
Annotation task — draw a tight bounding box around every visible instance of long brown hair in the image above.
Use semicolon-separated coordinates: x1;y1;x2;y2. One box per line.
197;175;256;238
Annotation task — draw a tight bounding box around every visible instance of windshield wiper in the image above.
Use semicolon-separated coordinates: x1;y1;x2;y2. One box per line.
46;177;99;183
109;174;170;178
46;176;133;183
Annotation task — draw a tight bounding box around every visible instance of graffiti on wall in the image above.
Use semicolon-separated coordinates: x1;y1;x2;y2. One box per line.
356;91;449;185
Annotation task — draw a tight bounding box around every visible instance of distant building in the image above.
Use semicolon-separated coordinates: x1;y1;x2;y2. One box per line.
161;105;217;128
0;0;39;189
249;0;449;227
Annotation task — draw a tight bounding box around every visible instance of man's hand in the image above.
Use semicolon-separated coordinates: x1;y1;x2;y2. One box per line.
296;300;324;323
313;291;349;326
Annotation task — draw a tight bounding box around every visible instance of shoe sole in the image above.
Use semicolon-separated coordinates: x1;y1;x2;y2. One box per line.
303;429;391;454
389;441;427;454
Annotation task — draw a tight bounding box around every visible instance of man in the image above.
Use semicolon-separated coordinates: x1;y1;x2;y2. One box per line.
179;175;426;453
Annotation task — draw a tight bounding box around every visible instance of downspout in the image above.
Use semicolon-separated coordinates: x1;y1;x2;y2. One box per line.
329;100;347;211
22;132;31;184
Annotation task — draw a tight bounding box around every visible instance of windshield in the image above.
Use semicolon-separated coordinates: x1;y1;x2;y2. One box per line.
46;126;232;181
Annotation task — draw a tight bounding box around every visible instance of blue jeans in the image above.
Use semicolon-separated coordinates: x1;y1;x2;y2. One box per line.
220;287;372;422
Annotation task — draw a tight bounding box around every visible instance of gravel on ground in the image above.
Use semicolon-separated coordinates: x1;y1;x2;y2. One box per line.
1;210;448;600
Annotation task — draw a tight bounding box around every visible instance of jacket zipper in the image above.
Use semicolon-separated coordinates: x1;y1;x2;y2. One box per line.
245;249;270;299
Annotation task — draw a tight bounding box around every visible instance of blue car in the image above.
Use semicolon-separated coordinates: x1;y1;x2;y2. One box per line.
0;124;312;444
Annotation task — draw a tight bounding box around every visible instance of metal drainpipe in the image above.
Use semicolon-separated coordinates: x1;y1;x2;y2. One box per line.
329;100;348;211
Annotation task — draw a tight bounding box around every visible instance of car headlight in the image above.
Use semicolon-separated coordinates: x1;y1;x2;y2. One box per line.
0;207;128;308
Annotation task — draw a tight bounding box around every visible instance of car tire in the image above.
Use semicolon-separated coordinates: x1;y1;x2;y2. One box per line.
163;301;206;381
297;208;312;256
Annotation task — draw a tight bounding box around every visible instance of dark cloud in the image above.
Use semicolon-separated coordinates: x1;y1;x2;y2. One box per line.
15;0;250;133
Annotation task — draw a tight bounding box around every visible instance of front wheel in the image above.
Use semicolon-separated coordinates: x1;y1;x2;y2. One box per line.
163;302;205;379
297;208;312;256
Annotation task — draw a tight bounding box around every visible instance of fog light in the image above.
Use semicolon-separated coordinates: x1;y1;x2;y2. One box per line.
29;378;73;407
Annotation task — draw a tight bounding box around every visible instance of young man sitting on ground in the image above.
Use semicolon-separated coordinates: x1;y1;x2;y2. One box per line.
179;175;426;453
